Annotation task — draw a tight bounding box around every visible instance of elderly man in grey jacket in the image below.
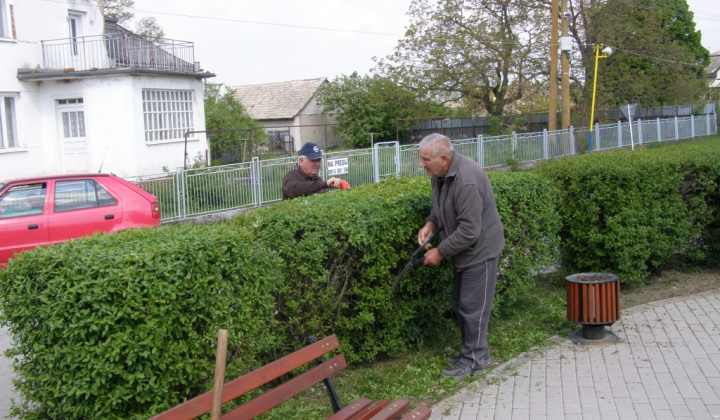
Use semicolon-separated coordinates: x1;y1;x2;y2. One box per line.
417;133;505;379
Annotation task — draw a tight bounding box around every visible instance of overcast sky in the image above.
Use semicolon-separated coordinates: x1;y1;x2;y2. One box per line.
130;0;720;88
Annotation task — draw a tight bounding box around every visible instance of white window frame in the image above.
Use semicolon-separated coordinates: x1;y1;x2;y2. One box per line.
0;0;13;39
57;98;85;138
142;89;194;142
0;94;19;150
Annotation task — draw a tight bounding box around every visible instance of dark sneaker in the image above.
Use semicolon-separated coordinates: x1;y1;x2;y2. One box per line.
441;362;484;379
446;354;491;367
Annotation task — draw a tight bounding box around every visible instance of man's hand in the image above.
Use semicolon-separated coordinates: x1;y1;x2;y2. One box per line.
326;177;341;187
423;247;444;266
417;222;436;249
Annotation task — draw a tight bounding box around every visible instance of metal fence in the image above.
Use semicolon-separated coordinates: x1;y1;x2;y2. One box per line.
41;34;195;73
126;113;718;222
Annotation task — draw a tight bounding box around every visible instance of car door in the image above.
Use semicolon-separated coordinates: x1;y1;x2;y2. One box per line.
0;182;50;264
48;178;123;244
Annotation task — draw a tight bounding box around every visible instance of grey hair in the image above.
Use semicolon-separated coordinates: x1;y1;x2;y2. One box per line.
418;133;454;158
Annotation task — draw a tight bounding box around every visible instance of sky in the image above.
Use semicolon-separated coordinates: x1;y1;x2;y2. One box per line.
129;0;720;88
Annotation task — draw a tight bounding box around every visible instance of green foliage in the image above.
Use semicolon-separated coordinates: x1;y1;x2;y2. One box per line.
572;0;708;114
98;0;134;24
0;225;283;419
537;142;720;284
204;85;267;164
316;73;426;148
229;173;560;362
374;0;548;116
491;172;561;315
230;178;444;362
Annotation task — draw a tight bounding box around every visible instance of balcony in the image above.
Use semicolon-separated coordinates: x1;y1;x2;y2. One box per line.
18;34;210;80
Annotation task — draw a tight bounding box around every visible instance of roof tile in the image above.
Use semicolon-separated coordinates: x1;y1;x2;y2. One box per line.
232;78;327;120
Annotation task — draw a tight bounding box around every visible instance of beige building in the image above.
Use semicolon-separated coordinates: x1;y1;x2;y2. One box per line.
232;78;341;154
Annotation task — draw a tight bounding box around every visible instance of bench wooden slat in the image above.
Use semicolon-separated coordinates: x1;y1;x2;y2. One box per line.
399;405;431;420
347;399;390;420
368;399;411;420
221;355;347;420
150;335;340;420
326;398;374;420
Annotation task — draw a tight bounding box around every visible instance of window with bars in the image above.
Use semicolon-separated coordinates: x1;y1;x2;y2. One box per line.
142;89;194;142
1;95;18;149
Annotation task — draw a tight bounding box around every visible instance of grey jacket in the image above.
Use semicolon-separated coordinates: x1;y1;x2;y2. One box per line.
426;153;505;270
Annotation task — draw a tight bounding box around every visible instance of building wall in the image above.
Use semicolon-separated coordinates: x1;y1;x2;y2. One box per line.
0;0;103;180
298;94;342;149
129;75;208;175
0;0;209;181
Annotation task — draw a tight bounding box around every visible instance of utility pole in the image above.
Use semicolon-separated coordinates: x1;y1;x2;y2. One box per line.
561;0;571;130
548;0;559;132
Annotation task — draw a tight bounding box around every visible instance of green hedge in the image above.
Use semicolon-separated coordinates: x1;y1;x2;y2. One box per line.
537;142;720;284
0;225;282;419
0;172;560;418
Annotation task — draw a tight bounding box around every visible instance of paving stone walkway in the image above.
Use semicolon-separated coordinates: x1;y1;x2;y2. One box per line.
430;289;720;420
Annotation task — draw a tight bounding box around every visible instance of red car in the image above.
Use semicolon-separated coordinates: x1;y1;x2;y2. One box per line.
0;173;160;266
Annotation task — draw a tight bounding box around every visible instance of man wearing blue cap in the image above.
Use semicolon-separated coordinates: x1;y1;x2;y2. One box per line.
282;142;342;200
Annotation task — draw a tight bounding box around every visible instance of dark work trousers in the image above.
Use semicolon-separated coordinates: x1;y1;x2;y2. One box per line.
451;256;498;370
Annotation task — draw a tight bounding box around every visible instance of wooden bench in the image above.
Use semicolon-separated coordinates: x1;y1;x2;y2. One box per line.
150;334;431;420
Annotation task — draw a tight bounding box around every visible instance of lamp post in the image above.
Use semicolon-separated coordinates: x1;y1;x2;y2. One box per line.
588;45;612;152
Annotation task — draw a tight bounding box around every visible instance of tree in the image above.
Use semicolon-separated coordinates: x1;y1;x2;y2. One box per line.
98;0;167;43
204;85;266;164
375;0;550;117
564;0;709;124
316;73;447;148
98;0;135;24
135;16;164;42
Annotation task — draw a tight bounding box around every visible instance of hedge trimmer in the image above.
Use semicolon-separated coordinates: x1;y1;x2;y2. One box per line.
392;226;444;291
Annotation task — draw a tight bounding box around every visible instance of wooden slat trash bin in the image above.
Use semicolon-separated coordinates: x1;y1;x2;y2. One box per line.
566;273;620;339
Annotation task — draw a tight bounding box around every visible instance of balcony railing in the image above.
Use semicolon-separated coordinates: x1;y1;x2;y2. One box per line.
39;34;196;73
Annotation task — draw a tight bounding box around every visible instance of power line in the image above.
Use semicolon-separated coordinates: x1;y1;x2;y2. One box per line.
37;0;404;37
606;45;707;68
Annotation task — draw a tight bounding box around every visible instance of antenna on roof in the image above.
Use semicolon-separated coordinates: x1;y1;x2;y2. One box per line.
98;147;109;173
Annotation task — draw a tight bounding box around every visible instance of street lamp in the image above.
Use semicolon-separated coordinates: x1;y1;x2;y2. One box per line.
588;45;613;152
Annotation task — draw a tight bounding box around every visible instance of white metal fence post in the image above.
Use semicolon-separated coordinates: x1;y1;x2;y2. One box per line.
637;119;643;145
595;123;600;151
394;141;401;178
176;167;186;220
512;131;517;158
372;143;380;183
691;115;696;138
674;116;679;140
657;118;662;142
617;121;622;148
543;129;549;159
251;157;260;206
478;135;484;167
570;126;575;155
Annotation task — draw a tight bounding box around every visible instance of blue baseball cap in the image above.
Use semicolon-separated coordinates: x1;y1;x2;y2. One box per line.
299;142;322;160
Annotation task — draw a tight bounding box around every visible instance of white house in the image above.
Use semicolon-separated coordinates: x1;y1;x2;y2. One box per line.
232;78;342;154
0;0;214;181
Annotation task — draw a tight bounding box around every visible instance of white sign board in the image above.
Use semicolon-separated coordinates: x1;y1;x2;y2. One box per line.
620;103;639;150
620;103;638;119
327;157;349;176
